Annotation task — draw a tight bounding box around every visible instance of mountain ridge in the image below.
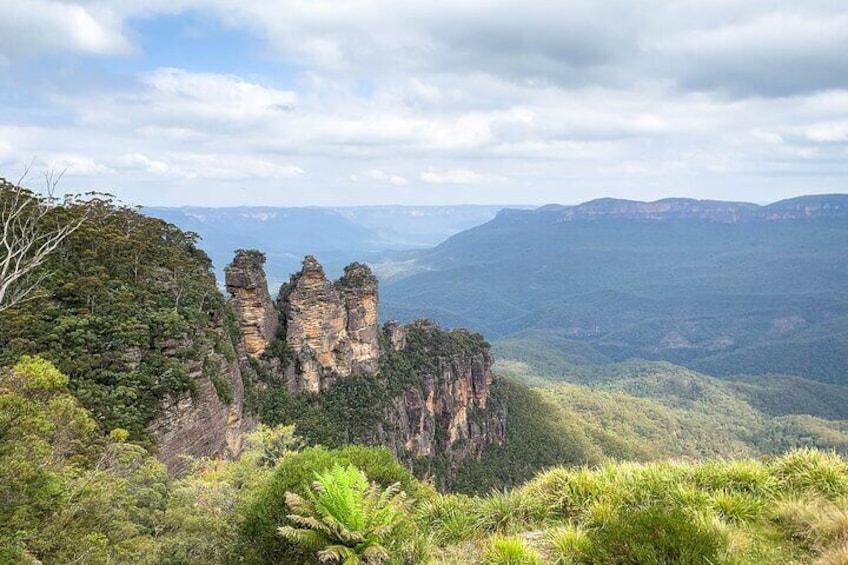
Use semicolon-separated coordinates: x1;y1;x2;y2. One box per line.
493;194;848;224
378;193;848;382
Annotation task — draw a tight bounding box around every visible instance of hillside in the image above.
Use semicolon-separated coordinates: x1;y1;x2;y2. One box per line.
493;333;848;461
379;195;848;383
146;205;518;285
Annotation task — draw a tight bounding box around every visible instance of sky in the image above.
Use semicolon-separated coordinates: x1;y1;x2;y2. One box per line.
1;1;847;207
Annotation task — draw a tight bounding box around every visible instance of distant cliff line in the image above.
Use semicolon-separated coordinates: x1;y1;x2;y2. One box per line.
496;194;848;223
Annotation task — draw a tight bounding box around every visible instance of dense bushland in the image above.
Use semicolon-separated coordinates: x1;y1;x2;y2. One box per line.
0;184;236;440
494;335;848;461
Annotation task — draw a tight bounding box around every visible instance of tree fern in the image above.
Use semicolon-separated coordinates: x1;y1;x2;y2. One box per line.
278;464;408;564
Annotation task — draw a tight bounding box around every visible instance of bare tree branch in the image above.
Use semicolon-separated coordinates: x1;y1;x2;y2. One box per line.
0;172;87;311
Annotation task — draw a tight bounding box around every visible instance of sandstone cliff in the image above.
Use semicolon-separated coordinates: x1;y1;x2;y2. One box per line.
147;312;252;474
225;250;278;357
277;256;380;392
225;254;506;482
377;320;506;476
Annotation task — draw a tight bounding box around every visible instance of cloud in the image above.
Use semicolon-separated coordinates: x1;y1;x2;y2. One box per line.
1;2;848;206
421;169;493;185
654;11;848;96
806;122;848;143
354;169;408;185
63;67;297;131
0;1;132;58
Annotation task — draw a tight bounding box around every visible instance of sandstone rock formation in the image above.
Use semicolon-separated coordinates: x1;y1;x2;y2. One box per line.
219;251;505;483
383;320;407;351
337;263;381;374
278;256;380;392
148;324;252;474
225;250;278;357
379;320;505;467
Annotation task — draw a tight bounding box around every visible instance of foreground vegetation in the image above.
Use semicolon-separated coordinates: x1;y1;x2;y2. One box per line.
4;355;848;564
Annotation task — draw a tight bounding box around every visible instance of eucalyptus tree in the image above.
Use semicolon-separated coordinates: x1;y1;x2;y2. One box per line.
0;171;87;311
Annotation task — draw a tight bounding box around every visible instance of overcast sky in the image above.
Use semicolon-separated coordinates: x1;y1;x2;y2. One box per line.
1;1;847;206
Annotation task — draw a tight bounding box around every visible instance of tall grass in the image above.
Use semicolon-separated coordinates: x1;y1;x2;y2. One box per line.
431;450;848;565
480;536;543;565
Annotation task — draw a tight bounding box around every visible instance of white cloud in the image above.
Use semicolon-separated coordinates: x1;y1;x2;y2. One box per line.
421;169;490;185
1;2;848;205
806;122;848;142
47;154;115;176
0;1;132;58
65;68;297;130
117;153;170;174
356;169;408;185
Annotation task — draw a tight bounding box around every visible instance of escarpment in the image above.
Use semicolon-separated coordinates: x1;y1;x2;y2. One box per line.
227;253;506;483
148;324;250;474
378;320;506;475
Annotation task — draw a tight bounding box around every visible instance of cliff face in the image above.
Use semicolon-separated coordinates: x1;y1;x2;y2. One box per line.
225;250;278;357
277;257;380;392
379;321;506;470
148;336;248;474
144;302;254;474
225;253;505;479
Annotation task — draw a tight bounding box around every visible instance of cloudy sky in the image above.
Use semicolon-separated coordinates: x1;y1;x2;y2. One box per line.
1;1;847;206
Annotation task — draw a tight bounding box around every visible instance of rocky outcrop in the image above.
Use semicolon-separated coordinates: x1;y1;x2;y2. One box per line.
225;250;278;357
379;320;505;466
278;256;380;392
383;320;407;351
220;251;505;483
338;263;381;374
148;326;252;475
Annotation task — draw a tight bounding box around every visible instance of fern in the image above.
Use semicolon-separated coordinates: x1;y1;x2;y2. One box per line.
278;464;409;564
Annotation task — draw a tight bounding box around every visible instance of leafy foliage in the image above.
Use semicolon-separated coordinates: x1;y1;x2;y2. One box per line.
481;536;544;565
239;445;422;564
0;357;169;563
0;197;234;439
279;464;410;564
579;504;727;564
4;363;848;565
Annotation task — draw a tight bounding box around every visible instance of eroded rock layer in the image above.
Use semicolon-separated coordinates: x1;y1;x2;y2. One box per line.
277;256;380;392
223;252;505;483
225;250;278;357
148;321;252;475
379;320;506;471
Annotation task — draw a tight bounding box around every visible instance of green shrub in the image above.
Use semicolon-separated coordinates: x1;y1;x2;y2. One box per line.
481;536;544;565
545;525;589;565
693;459;776;497
278;463;409;564
581;504;728;565
710;490;766;523
238;445;420;564
473;489;540;534
771;449;848;498
416;494;478;544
